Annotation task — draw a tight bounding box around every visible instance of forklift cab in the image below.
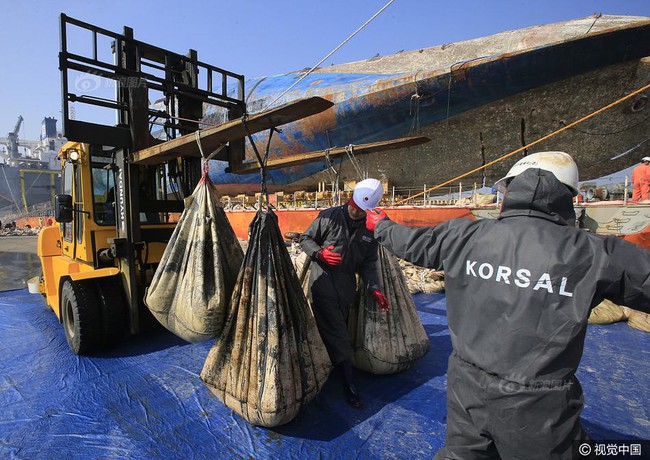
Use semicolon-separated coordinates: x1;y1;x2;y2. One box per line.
53;142;178;264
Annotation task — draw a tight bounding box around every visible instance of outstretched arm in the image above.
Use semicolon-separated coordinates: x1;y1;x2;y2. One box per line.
374;219;449;270
601;236;650;314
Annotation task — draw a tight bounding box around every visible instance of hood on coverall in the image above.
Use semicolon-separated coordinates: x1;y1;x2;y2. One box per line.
498;168;576;225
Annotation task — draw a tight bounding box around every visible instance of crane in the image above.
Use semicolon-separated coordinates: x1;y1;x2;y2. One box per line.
8;115;23;158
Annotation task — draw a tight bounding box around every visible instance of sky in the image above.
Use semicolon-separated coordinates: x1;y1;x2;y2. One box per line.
1;0;650;140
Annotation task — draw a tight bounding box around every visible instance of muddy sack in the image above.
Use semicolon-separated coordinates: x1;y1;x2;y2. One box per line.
348;246;430;374
144;173;243;342
200;209;332;427
291;250;311;297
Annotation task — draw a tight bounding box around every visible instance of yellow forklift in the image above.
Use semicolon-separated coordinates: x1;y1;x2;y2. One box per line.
39;15;427;355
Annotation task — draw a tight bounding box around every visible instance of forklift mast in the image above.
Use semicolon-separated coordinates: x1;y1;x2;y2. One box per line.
58;14;246;333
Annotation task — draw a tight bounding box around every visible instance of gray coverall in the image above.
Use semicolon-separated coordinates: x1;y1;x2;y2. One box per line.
374;168;650;459
300;204;381;365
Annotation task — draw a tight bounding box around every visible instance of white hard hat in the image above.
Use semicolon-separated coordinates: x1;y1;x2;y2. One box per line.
642;157;650;162
494;151;579;196
352;178;384;210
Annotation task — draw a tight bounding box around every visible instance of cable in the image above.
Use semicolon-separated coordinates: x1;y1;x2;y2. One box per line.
345;144;365;180
1;166;22;215
562;112;650;136
242;118;275;205
610;137;650;160
261;0;395;110
585;13;602;35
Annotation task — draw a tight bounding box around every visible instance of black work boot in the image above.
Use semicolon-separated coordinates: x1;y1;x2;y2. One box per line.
339;359;363;408
344;383;363;408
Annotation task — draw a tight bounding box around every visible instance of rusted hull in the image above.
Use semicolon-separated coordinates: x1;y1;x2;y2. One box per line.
225;207;474;240
226;203;650;253
204;15;650;195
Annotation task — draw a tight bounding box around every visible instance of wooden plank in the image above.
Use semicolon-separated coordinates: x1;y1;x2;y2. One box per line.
130;97;334;165
226;136;431;174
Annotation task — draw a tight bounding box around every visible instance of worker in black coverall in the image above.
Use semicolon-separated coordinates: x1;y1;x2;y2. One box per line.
366;151;650;459
300;178;390;408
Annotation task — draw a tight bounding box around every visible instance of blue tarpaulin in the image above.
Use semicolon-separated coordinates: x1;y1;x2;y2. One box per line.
0;289;648;459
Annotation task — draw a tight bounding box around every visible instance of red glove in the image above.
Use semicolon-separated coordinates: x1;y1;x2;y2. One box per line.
365;208;388;232
371;290;391;312
316;245;342;266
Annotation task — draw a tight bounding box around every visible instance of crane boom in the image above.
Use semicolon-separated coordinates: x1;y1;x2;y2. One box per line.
8;115;23;158
11;115;24;136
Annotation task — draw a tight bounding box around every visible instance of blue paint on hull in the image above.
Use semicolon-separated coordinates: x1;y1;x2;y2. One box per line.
208;20;650;189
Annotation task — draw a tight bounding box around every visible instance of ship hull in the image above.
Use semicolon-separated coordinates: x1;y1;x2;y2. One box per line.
0;165;59;214
204;15;650;195
221;202;650;252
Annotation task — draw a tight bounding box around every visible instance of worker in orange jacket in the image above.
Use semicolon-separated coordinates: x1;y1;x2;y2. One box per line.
632;156;650;201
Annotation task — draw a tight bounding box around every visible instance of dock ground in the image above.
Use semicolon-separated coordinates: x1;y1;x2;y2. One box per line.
0;236;39;292
0;288;647;459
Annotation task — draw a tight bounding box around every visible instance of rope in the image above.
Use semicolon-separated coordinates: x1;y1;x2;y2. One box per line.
561;111;650;136
194;130;227;180
409;91;422;134
345;144;365;180
324;148;337;182
324;148;342;205
324;148;345;205
194;130;205;158
446;73;453;124
585;13;602;34
194;130;209;180
1;166;22;214
444;57;494;124
261;0;395;110
242;117;275;206
395;81;650;206
23;171;44;196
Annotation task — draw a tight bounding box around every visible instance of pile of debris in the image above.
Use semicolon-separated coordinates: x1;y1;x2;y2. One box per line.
395;259;445;294
0;226;41;237
288;243;445;295
588;300;650;332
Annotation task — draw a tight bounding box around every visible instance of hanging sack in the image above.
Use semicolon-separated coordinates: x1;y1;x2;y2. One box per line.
144;170;243;342
201;209;331;427
348;245;430;374
291;250;312;297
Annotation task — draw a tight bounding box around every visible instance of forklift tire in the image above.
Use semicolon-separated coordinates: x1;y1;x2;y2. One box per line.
95;276;127;347
61;279;102;355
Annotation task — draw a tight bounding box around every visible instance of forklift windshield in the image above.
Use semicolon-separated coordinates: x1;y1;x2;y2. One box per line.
91;147;117;226
90;145;179;226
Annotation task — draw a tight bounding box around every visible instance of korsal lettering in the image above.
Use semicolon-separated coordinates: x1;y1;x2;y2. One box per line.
465;260;573;297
